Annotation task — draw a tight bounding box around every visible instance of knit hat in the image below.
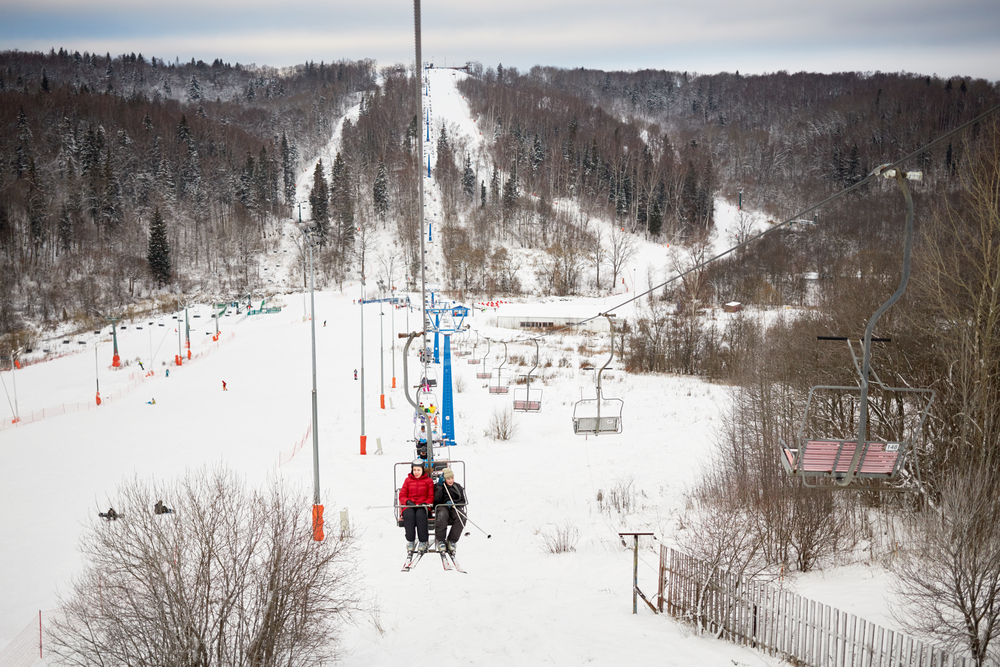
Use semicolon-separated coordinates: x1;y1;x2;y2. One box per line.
442;468;454;480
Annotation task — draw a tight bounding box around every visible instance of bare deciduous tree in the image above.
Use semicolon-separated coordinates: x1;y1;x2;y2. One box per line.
49;467;360;667
892;467;1000;667
607;225;638;291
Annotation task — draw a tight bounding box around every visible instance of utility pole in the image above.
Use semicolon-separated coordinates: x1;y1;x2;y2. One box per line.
378;279;385;410
359;272;367;455
10;348;21;422
299;222;324;541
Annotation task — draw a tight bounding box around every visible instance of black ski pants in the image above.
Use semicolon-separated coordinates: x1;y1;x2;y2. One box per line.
402;506;429;543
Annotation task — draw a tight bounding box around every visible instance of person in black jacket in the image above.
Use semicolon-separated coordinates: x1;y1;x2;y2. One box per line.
434;468;466;555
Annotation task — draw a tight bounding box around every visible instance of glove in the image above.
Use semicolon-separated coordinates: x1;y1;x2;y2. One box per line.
406;500;415;506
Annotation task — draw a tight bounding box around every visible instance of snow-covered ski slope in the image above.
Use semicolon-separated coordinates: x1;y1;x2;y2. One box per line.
0;67;894;666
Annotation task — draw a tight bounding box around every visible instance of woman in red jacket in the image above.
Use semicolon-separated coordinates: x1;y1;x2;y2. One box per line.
399;460;435;554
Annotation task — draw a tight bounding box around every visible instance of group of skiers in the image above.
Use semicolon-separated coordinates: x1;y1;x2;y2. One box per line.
398;461;466;556
99;500;173;521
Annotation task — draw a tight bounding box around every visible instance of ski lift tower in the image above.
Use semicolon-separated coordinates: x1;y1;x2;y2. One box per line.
426;302;469;445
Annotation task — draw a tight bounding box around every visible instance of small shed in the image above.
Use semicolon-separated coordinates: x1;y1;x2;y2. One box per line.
724;302;743;313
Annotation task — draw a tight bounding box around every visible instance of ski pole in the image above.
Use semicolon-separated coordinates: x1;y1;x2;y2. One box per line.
455;506;490;539
442;483;490;539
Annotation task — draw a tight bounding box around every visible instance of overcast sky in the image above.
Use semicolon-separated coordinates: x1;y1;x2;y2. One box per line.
1;0;998;81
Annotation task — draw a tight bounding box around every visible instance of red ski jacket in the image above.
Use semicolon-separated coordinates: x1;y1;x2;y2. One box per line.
399;472;435;507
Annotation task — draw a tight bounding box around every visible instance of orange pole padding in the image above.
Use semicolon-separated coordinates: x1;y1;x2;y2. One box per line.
380;394;385;409
360;434;367;456
96;392;102;406
112;354;121;368
187;350;192;360
14;359;20;369
312;505;325;541
175;355;182;366
392;377;396;389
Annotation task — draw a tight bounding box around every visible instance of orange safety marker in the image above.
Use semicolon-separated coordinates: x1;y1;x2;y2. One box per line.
312;505;325;541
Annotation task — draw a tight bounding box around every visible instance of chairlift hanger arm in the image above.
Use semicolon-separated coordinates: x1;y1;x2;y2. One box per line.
400;332;425;412
838;170;916;488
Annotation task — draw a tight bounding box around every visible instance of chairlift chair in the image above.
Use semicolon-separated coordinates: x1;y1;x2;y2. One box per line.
573;315;623;435
393;459;466;532
489;341;510;394
780;377;934;488
514;338;543;411
475;338;492;379
779;167;934;489
467;343;480;364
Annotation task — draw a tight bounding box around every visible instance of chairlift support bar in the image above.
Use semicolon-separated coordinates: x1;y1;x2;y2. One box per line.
477;337;492;379
573;314;623;435
838;169;916;488
490;341;509;394
514;338;542;411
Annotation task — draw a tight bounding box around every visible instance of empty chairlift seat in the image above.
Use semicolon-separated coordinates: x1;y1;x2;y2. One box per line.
781;440;902;478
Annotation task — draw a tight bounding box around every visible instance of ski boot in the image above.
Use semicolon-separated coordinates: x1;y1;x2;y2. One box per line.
406;541;416;556
447;541;457;556
416;541;429;554
436;541;447;553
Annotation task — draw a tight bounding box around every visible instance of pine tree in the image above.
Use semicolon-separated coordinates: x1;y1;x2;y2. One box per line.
329;151;354;248
254;146;270;212
373;155;389;221
309;160;330;242
281;133;296;205
648;198;663;236
502;161;518;219
187;75;202;103
462;154;475;200
532;134;544;172
147;206;171;286
238;152;256;210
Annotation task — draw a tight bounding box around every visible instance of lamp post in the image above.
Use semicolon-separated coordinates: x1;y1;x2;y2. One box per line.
298;222;324;540
176;309;183;366
94;343;101;405
10;347;21;423
390;284;397;389
377;279;386;410
359;272;367;455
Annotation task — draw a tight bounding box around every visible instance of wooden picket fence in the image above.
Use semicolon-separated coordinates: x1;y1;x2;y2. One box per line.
659;545;982;667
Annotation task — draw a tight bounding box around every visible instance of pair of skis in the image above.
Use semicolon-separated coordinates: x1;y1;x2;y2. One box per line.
439;551;466;573
401;550;465;573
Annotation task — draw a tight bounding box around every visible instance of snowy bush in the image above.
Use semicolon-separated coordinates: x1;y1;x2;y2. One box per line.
485;405;517;440
597;476;644;516
49;467;360;667
542;522;579;554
